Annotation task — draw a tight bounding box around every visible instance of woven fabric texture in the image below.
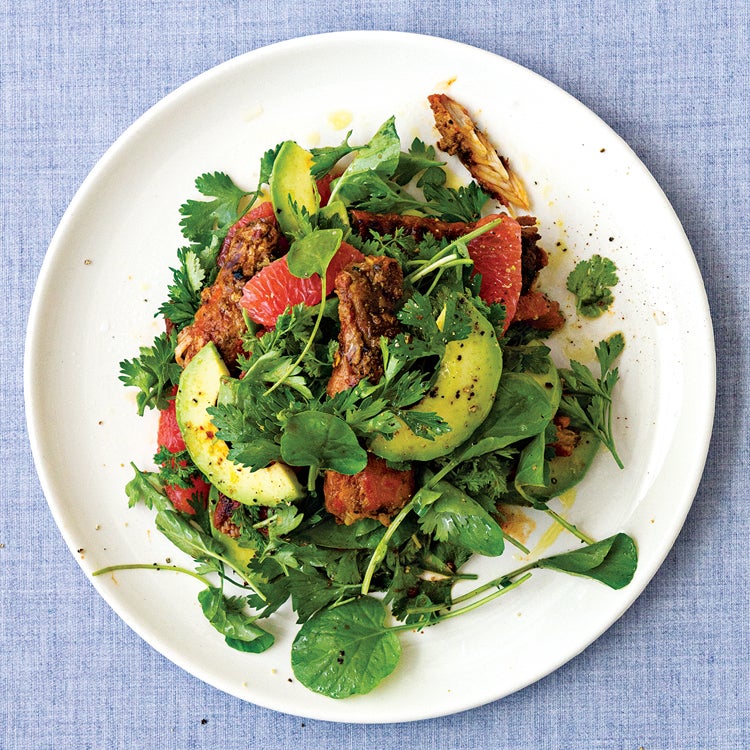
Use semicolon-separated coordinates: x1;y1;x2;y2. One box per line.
2;1;747;748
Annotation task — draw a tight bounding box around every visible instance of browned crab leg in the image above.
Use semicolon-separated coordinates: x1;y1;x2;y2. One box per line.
428;93;530;211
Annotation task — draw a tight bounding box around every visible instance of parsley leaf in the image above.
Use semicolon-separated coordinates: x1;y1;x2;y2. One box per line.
502;344;553;374
422;181;490;223
566;254;619;317
118;330;180;414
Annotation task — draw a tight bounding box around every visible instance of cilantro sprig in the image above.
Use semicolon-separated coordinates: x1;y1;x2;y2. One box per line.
559;333;626;468
118;330;181;415
566;254;619;318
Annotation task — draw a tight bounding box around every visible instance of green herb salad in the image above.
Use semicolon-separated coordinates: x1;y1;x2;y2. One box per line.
105;93;636;698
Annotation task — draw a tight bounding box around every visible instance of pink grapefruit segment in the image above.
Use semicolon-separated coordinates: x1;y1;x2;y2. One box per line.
240;242;364;328
468;213;523;331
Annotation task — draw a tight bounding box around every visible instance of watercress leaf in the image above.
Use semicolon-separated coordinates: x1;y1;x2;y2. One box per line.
470;368;560;451
335;170;426;214
537;533;638;589
418;481;505;557
411;486;443;515
198;586;274;651
299;516;417;550
280;411;368;475
513;431;550;501
287;228;343;279
225;635;275;653
291;597;401;698
338;117;401;180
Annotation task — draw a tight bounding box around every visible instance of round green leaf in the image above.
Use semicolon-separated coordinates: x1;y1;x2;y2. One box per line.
291;597;401;698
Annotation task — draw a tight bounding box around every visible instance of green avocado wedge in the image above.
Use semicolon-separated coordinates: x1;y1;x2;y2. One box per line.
207;491;256;571
530;430;601;499
175;343;304;506
269;141;319;238
369;300;503;462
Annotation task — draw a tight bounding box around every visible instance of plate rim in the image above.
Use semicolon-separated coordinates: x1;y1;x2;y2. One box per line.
24;30;717;723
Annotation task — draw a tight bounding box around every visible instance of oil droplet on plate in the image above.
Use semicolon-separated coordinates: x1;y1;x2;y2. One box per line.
328;110;353;130
530;488;577;556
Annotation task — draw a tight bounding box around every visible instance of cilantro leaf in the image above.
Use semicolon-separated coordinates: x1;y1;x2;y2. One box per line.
310;132;356;178
502;344;553;374
124;463;172;512
118;330;180;415
566;254;619;317
391;138;444;186
416;481;505;557
559;333;625;468
156;246;205;330
179;172;251;246
258;145;282;187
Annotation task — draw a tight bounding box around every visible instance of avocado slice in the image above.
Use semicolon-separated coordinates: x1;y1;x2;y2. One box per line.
530;430;601;499
207;491;257;571
369;300;503;461
175;342;304;506
269;140;319;238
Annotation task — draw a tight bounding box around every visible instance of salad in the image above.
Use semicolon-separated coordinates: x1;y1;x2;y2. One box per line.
108;93;637;698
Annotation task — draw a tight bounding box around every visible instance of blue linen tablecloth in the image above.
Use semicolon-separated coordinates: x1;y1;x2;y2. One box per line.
2;1;748;748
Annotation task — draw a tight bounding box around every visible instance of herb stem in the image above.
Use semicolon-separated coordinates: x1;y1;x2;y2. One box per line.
406;254;473;284
502;531;530;555
397;572;533;625
544;508;595;545
361;499;415;595
92;563;212;587
264;276;326;396
403;217;503;286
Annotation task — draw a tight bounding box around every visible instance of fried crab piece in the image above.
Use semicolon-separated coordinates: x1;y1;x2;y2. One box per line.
428;93;530;211
324;454;416;526
326;254;404;397
174;217;283;368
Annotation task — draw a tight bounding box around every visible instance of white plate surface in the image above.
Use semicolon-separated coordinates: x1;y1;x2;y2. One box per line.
25;31;715;722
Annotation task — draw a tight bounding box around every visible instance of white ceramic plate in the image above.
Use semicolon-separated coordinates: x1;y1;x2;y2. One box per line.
25;31;715;722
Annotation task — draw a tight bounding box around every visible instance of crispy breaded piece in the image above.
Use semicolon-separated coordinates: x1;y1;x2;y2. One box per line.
428;93;530;210
326;255;404;397
349;210;470;242
324;454;415;526
174;218;283;368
